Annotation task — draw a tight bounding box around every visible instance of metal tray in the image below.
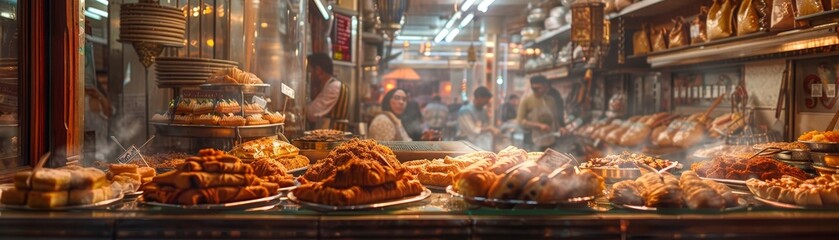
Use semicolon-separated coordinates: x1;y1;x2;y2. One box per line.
424;185;448;191
809;152;839;166
612;198;748;212
446;185;595;209
150;122;283;139
288;166;308;174
775;149;810;162
125;191;143;198
701;177;749;191
812;163;839;176
138;193;282;210
0;193;124;211
799;141;839;153
198;83;269;94
287;188;431;211
582;167;641;183
753;196;806;209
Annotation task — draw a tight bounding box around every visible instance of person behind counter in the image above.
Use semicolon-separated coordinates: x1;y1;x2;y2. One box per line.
457;86;500;151
368;88;412;141
518;75;567;151
306;53;349;131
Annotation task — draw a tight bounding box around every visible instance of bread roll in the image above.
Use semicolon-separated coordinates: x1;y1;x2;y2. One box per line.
138;167;156;178
69;168;107;190
27;191;68;208
109;164;139;175
0;188;28;205
31;169;72;191
453;170;497;198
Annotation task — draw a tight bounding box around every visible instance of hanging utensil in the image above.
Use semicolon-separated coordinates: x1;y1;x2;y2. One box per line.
773;69;789;131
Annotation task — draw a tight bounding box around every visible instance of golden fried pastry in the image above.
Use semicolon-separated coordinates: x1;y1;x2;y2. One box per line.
292;176;424;206
302;139;402;182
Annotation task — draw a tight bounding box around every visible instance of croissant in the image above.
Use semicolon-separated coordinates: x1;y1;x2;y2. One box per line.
609;180;645;206
453;170;498;198
323;159;407;188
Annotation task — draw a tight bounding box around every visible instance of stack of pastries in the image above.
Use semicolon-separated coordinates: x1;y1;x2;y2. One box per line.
609;170;740;209
107;164;156;193
691;155;809;181
230;137;309;170
293;139;425;206
250;158;297;188
747;175;839;207
402;151;496;188
452;147;605;206
2;166;119;208
141;149;279;205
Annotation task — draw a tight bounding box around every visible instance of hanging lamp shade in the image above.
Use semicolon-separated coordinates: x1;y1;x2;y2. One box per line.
382;67;421;81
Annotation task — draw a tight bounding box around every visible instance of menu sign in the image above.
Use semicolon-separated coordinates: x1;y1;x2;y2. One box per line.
332;13;352;62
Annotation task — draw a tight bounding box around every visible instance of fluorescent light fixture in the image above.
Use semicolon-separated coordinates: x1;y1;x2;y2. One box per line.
445;28;460;42
461;0;477;12
444;12;462;29
313;0;330;20
434;28;450;43
459;13;474;28
395;35;428;41
478;0;495;12
87;7;108;18
95;0;109;5
0;12;13;19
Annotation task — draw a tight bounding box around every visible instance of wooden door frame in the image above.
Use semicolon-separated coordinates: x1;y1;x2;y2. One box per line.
46;0;83;166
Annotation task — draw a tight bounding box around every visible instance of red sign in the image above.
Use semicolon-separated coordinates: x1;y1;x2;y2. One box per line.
332;13;352;62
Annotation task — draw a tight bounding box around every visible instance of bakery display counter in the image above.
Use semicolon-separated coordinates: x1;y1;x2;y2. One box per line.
2;192;839;239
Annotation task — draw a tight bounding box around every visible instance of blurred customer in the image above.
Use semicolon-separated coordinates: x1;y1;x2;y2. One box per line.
306;53;349;131
458;87;500;151
400;99;424;141
500;94;520;123
423;96;448;131
368;88;412;141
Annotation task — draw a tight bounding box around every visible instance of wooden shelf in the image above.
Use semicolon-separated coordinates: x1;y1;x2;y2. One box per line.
608;0;695;19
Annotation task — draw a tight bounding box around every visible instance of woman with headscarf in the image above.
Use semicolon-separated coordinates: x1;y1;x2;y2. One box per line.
368;88;412;141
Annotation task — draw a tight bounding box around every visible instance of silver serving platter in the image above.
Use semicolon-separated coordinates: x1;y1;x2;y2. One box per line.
138;193;282;210
287;188;431;211
809;152;839;166
150;122;283;138
583;167;641;183
701;177;749;191
287;166;308;174
424;185;448;191
612;198;749;212
753;196;806;209
0;193;124;211
198;83;269;94
446;185;595;208
812;163;839;176
799;141;839;153
775;149;810;162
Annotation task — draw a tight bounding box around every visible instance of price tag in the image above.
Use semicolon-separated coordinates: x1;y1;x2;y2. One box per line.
537;149;573;169
690;25;700;38
812;84;823;97
281;83;295;99
252;96;268;109
828;84;836;98
115;146;146;166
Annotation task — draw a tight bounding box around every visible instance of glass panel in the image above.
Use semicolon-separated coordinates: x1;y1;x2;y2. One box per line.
0;0;20;170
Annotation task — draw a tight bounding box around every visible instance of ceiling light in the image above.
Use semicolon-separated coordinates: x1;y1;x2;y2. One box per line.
459;13;474;28
478;0;495;13
461;0;477;12
445;28;461;42
396;35;428;41
445;12;462;29
313;0;331;20
87;7;108;18
435;28;450;43
83;10;100;20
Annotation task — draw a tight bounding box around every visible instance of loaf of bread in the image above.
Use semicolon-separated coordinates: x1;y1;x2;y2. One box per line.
0;188;28;205
27;191;68;208
30;169;72;191
68;168;107;190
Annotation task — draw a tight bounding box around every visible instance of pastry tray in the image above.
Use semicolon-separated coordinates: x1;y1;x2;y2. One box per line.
446;185;596;209
752;196;807;209
0;193;124;211
287;188;431;211
612;198;749;212
582;167;642;183
138;193;282;210
150;122;283;138
198;83;270;94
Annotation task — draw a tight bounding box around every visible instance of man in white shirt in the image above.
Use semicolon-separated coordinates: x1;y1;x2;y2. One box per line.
306;53;349;130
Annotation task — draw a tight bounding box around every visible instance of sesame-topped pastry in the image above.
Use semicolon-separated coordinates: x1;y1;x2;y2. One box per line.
193;113;221;125
215;99;241;114
219;114;246;126
150;113;171;123
246;114;269;125
193;99;215;115
173;115;193;124
175;99;196;114
243;103;265;114
264;111;285;124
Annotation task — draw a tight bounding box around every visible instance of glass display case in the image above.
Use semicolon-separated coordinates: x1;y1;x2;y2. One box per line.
0;0;21;175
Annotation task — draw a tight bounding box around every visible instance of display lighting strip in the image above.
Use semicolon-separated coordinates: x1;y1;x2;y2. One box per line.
434;0;495;43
